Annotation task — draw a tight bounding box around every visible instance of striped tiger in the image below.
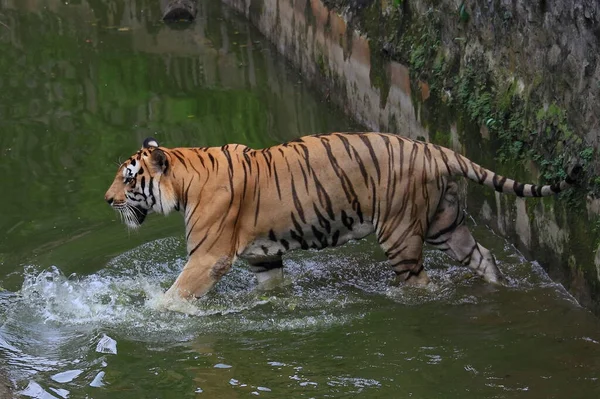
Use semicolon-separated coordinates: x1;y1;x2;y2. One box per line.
104;133;580;301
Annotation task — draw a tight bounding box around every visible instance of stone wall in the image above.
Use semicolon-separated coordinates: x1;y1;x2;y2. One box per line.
221;0;600;314
319;0;600;142
429;0;599;146
226;0;424;135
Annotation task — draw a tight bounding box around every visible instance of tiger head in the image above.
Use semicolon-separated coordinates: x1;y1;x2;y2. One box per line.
104;138;178;229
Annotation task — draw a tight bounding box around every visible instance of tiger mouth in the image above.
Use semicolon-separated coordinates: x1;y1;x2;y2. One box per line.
113;203;148;227
131;205;147;225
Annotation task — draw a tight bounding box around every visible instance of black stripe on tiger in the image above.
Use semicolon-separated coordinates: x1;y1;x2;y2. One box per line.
358;134;381;183
171;150;189;171
492;175;507;193
290;175;306;224
513;181;525;197
313;203;332;234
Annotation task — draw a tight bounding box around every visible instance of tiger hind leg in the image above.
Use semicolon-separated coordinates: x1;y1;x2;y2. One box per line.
378;232;430;286
426;182;504;284
248;258;285;288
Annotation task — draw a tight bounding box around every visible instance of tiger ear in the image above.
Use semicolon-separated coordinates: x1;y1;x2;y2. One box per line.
150;148;168;173
143;137;159;149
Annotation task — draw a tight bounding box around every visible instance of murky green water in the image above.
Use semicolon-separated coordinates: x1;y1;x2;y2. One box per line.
0;0;599;398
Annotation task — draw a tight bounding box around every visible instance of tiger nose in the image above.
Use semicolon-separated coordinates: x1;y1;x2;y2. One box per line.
105;194;114;205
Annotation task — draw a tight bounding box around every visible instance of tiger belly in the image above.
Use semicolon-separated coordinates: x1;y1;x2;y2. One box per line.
240;220;374;262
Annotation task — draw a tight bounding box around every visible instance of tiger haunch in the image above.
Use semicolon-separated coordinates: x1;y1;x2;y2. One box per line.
105;132;578;302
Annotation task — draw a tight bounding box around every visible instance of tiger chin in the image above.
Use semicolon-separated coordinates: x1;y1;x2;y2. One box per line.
105;133;580;304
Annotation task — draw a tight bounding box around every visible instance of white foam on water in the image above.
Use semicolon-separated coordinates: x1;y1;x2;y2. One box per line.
328;377;381;388
0;331;20;353
18;262;177;326
50;369;82;383
0;237;378;383
89;371;105;388
19;381;59;399
7;238;267;335
49;387;69;398
95;334;117;354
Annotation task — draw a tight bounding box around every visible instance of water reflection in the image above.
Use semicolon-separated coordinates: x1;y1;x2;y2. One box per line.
0;0;355;282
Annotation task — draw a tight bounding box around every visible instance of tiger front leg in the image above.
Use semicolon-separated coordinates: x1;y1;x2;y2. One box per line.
163;254;233;301
379;233;431;286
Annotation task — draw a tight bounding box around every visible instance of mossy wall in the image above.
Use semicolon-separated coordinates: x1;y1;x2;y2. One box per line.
221;0;600;314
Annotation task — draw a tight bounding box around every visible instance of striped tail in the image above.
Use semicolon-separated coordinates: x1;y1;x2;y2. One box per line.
444;149;581;197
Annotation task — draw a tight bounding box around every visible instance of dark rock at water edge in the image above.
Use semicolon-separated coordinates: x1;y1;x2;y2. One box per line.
161;0;197;22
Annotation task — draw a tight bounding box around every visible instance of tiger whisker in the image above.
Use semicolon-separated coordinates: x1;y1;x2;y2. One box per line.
125;204;141;229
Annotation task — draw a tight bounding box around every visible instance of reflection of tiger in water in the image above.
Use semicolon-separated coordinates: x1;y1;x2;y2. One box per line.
105;133;580;301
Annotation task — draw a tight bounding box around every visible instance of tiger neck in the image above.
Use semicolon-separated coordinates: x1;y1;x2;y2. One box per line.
169;147;237;216
171;147;257;247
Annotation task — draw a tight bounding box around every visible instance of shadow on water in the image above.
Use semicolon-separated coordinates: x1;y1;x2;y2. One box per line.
0;0;600;398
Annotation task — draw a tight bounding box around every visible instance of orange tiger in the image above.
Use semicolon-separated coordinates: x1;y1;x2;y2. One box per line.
104;133;579;301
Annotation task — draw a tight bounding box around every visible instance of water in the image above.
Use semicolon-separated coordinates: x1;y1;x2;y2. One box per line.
0;0;599;398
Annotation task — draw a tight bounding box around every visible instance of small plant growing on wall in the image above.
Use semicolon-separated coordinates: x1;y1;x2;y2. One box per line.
458;2;470;22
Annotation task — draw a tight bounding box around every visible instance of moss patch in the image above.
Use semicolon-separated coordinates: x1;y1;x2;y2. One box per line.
339;1;597;200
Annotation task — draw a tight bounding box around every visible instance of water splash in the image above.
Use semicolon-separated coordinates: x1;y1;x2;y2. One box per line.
95;334;117;355
0;239;380;368
2;236;573;340
18;264;168;325
89;371;105;388
0;235;581;397
20;380;60;399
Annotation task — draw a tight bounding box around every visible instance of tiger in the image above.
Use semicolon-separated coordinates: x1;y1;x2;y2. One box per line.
104;133;580;301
